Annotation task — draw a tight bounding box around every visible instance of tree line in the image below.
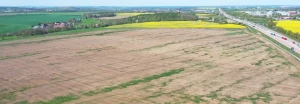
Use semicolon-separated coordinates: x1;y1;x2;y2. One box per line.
198;15;229;24
198;9;229;24
275;26;300;40
96;12;198;27
83;12;116;19
77;13;198;28
0;12;198;40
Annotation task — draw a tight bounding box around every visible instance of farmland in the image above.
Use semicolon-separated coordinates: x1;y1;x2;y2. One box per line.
97;12;151;20
80;19;99;26
80;13;153;26
276;20;300;33
116;13;152;16
0;13;82;33
0;12;152;34
196;13;214;17
0;28;299;104
107;21;245;29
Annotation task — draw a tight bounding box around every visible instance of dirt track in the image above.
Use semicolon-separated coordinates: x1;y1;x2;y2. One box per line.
0;29;299;104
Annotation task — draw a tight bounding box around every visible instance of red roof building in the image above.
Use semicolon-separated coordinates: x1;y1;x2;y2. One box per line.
53;22;65;28
290;11;297;16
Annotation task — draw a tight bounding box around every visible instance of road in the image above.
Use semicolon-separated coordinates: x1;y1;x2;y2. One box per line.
219;8;300;55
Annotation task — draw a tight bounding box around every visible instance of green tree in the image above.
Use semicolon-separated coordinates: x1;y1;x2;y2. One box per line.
1;33;6;40
295;32;300;40
286;30;293;37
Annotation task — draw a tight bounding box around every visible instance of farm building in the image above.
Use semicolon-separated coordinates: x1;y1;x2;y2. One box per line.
290;11;298;16
54;22;66;28
280;16;292;20
33;26;39;29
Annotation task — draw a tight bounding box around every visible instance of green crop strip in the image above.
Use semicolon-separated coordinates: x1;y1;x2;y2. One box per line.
84;68;184;96
0;52;40;60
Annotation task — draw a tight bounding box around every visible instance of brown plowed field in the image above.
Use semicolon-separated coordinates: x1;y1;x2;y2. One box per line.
0;29;299;104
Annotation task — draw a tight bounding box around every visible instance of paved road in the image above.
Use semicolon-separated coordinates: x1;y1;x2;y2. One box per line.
219;8;300;54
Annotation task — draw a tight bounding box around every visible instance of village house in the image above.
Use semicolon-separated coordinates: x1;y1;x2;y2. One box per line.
31;19;81;30
273;11;298;20
33;26;39;29
40;23;48;28
290;11;298;17
280;16;292;20
32;23;49;29
54;22;66;28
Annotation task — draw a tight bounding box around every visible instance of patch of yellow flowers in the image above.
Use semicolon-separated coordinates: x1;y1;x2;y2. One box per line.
196;14;214;16
107;21;245;29
276;20;300;33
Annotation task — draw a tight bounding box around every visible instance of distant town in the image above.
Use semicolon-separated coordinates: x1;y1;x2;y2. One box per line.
1;6;300;20
0;6;207;13
242;10;299;20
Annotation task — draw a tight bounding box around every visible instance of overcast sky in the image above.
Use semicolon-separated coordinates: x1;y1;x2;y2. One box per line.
1;0;299;6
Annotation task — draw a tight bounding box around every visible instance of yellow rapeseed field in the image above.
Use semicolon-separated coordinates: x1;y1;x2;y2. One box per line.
196;14;214;17
107;21;245;29
276;20;300;33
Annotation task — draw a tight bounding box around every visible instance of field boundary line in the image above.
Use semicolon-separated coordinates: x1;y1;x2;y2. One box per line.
221;8;300;61
264;36;300;61
247;26;300;61
247;27;254;33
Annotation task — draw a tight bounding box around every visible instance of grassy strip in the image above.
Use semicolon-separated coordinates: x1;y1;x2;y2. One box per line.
14;95;79;104
0;28;127;43
249;92;272;104
1;87;33;101
0;29;131;47
248;26;300;60
0;52;40;60
37;30;127;43
181;94;207;103
33;95;79;104
254;59;267;66
223;31;245;36
247;27;258;34
179;75;272;104
14;101;29;104
84;68;185;96
225;28;242;31
77;46;116;54
95;30;129;36
15;68;184;104
132;42;176;51
289;73;300;78
0;92;16;100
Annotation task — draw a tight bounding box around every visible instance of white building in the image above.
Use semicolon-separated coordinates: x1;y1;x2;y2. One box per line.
266;11;274;17
276;11;290;16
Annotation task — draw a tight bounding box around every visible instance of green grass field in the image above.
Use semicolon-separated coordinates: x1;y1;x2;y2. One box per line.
0;28;131;42
40;12;87;15
0;13;82;34
0;12;154;34
0;12;86;16
80;19;100;26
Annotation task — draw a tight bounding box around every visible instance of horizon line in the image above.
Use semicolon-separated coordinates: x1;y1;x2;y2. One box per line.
1;5;300;7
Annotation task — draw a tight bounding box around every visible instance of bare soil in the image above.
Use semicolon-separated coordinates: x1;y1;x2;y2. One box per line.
0;29;299;104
